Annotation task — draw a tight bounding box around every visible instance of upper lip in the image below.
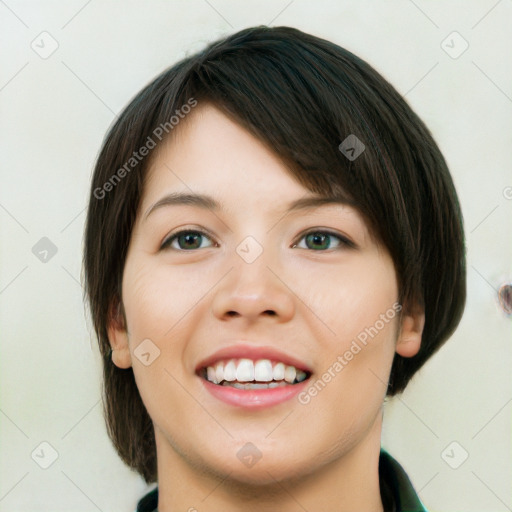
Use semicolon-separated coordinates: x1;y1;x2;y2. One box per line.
195;344;313;374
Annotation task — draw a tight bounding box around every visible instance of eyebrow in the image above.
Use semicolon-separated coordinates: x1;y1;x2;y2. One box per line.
143;192;353;221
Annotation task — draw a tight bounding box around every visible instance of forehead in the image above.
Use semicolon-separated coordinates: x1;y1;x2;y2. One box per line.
138;104;368;236
140;105;329;224
143;103;308;197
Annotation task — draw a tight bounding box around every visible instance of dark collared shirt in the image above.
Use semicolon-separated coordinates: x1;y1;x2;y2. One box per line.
136;449;427;512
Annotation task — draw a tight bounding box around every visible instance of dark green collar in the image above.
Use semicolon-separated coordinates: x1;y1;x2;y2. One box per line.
136;449;427;512
379;449;428;511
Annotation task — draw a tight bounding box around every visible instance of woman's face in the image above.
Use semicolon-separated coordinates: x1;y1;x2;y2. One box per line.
109;103;422;484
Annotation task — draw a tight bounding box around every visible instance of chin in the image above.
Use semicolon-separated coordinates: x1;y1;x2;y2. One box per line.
201;447;315;487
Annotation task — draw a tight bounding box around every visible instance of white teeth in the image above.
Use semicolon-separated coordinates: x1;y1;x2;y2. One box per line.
207;366;218;384
215;361;224;384
204;358;308;385
248;382;269;389
222;381;289;390
223;360;237;381
284;365;296;384
254;360;273;382
236;359;254;382
272;362;285;380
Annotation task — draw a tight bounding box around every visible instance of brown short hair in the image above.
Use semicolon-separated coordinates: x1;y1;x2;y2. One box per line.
83;26;466;483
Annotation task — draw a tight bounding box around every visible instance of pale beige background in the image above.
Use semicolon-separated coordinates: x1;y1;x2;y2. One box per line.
0;1;511;511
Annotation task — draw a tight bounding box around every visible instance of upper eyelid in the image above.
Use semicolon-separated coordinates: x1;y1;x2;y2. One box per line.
293;229;355;249
161;227;216;249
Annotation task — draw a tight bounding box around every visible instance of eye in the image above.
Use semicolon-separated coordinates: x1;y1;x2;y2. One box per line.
160;229;215;251
160;228;354;252
292;230;354;251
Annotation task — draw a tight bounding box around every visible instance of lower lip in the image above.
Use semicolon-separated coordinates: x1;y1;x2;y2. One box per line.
200;377;310;409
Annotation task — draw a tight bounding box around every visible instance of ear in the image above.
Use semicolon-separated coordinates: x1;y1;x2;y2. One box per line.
395;303;425;358
107;298;132;369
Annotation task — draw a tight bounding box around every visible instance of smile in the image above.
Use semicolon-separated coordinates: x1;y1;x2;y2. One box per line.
198;358;311;408
196;344;313;408
201;358;310;388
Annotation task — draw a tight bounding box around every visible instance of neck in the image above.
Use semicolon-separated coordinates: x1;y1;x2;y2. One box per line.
155;412;384;512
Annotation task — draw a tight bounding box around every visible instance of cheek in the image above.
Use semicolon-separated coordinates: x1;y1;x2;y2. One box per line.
121;259;199;422
300;251;400;417
294;312;397;464
303;252;399;346
122;256;214;340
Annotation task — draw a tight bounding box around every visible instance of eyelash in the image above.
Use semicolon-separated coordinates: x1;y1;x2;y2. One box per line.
160;228;355;252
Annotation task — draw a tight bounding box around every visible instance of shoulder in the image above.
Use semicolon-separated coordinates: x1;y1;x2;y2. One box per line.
379;448;429;512
135;486;158;512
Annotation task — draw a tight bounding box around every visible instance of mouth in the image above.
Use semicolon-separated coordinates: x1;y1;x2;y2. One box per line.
197;358;312;389
195;345;313;408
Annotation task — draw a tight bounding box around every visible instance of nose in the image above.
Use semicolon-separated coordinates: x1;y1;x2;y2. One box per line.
211;248;295;324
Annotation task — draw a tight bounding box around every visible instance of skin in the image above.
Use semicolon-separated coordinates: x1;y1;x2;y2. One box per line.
108;104;425;512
